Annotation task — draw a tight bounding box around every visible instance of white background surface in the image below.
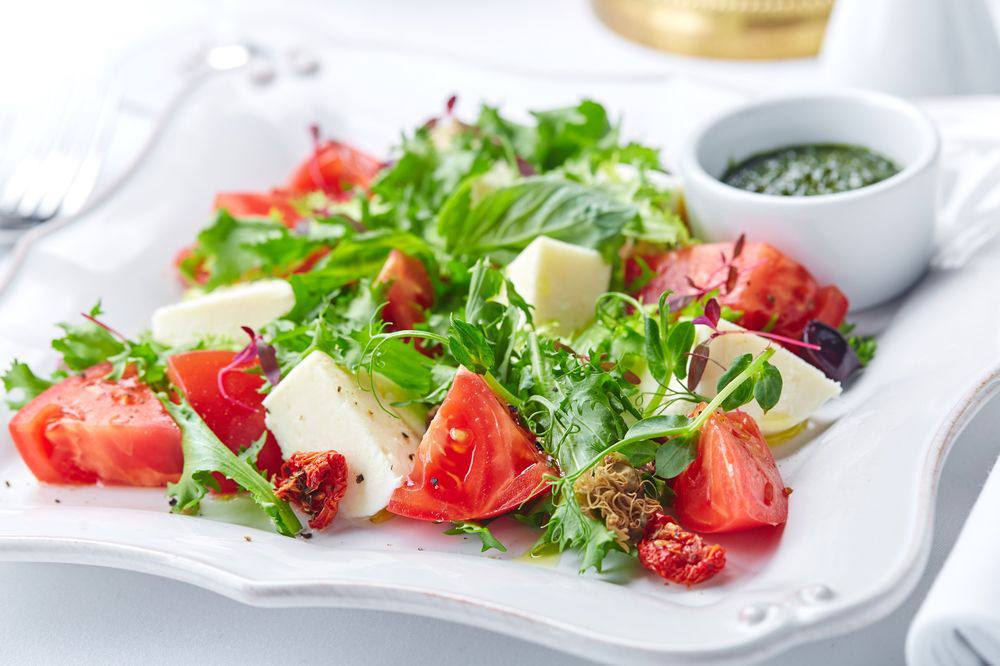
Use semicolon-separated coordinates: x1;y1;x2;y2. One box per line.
1;1;999;663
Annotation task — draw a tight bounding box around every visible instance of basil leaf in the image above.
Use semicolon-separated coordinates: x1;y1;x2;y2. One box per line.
644;316;668;385
623;414;691;442
654;434;697;479
717;353;754;410
667;320;696;381
439;178;635;256
754;361;783;413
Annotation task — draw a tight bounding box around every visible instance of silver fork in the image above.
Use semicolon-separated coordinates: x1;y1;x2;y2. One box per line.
0;78;122;241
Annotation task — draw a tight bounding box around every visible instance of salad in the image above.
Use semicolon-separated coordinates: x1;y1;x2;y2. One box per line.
2;98;874;586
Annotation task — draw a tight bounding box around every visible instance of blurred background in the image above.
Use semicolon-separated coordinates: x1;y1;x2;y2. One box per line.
2;0;999;247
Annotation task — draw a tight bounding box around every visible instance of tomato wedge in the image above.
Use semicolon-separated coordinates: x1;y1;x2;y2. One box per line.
388;367;555;522
167;351;284;492
287;139;383;199
631;241;848;340
673;409;788;533
213;191;303;229
376;250;434;332
8;364;182;486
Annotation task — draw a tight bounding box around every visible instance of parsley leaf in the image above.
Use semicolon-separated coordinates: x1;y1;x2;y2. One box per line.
1;360;53;409
51;305;125;372
443;520;507;553
538;482;620;572
839;322;877;367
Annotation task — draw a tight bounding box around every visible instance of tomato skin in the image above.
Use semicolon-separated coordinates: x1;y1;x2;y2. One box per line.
673;409;788;533
286;140;383;199
8;364;183;486
387;367;555;522
811;285;849;330
376;250;434;332
213;191;303;229
633;241;848;340
166;351;283;492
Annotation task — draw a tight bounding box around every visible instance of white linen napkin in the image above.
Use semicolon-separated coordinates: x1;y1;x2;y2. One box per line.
907;455;1000;665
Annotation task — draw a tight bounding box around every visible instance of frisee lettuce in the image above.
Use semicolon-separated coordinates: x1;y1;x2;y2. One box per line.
160;395;302;537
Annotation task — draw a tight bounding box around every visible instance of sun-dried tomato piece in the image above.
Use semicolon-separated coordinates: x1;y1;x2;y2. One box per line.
638;512;726;585
274;451;348;530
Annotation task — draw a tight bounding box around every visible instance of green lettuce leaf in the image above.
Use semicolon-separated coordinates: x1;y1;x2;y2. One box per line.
160;396;301;537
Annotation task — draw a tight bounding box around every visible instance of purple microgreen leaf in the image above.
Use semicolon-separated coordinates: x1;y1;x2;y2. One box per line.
687;342;710;392
515;155;537;176
732;233;746;259
725;265;739;294
800;320;862;383
241;326;281;387
691;316;715;329
445;94;457;115
216;327;281;411
704;298;721;327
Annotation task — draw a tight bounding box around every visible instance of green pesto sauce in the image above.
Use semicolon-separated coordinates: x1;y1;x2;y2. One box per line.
721;143;900;196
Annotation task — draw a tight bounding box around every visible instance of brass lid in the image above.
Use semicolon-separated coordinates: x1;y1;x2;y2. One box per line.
593;0;834;60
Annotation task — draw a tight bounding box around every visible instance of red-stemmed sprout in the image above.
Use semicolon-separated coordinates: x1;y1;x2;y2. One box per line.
217;326;281;411
657;233;750;313
692;297;821;352
81;312;128;343
422;94;459;131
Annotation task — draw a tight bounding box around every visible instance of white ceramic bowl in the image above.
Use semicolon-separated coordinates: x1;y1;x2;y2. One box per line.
679;90;940;311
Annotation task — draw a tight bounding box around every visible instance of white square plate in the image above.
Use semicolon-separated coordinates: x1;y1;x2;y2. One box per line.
2;45;1000;664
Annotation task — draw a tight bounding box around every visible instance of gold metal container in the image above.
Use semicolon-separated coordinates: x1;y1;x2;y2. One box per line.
593;0;834;60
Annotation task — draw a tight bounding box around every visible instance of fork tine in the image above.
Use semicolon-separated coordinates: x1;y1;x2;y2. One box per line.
50;80;122;219
0;111;53;214
10;83;96;221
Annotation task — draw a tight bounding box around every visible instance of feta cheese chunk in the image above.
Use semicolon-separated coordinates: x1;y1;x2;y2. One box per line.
151;279;294;347
643;320;841;435
506;236;611;336
695;321;841;434
263;351;419;519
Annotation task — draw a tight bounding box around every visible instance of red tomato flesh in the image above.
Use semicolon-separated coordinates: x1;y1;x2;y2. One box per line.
631;241;848;340
287;140;383;199
167;351;283;492
388;367;556;522
376;250;434;332
673;409;788;533
8;364;183;486
213;191;303;229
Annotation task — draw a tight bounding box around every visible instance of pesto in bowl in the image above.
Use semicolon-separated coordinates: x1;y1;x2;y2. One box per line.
721;143;900;196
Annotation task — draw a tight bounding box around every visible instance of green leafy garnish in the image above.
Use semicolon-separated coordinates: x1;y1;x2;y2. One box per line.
160;395;301;537
443;520;507;553
840;321;877;366
1;360;53;409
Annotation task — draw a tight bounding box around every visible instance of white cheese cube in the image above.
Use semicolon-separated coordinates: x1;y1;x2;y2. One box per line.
641;320;841;435
262;351;419;519
429;116;464;151
151;279;294;347
506;236;611;336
